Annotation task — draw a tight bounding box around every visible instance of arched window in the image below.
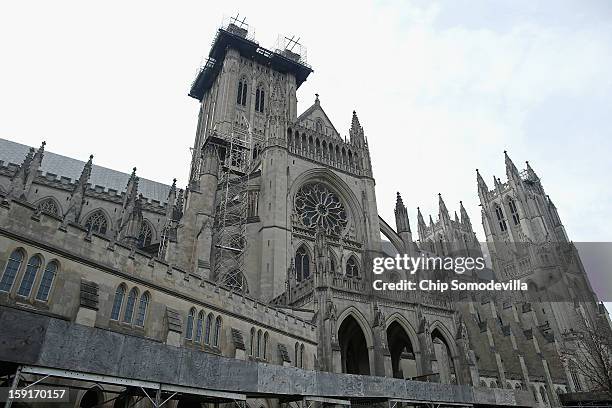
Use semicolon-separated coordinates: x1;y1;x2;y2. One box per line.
213;316;222;347
195;311;204;343
38;198;60;216
250;327;256;356
494;204;507;232
138;222;153;248
346;256;359;277
123;288;138;323
204;313;213;344
84;210;108;235
300;344;305;368
135;292;150;327
256;329;262;357
110;284;126;320
35;260;58;301
255;86;265;113
0;249;24;292
185;308;195;340
17;255;42;297
294;342;299;367
295;246;310;281
263;332;269;360
237;79;247;106
508;198;520;225
315;119;323;133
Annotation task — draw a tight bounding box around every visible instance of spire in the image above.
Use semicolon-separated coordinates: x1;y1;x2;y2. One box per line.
476;169;488;198
63;154;94;224
173;189;184;221
6;141;45;201
394;192;411;234
118;167;140;238
123;193;144;247
454;211;459;223
166;178;177;219
504;150;520;181
417;207;427;239
526;161;539;181
460;200;472;230
438;193;449;222
429;214;434;228
493;175;503;192
349;110;365;147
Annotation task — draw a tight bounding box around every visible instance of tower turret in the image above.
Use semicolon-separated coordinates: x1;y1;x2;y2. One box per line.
438;193;450;224
460;201;472;231
417;207;427;241
476;169;488;204
349;110;366;148
504;150;520;182
394;192;411;234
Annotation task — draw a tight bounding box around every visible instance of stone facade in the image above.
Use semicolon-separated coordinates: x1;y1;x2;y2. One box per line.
0;22;605;408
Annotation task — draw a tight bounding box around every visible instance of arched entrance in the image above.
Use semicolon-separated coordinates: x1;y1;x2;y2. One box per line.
79;388;102;408
431;328;456;384
338;315;370;375
386;321;417;379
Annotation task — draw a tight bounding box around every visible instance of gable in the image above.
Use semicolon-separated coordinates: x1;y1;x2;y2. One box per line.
296;100;340;138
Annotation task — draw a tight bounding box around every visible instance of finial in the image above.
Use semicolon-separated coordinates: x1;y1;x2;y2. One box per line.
315;93;320;104
89;154;94;160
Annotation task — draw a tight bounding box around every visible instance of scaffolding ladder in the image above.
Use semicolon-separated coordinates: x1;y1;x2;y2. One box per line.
212;121;257;293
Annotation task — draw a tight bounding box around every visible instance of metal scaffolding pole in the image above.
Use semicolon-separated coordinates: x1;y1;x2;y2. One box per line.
212;117;258;293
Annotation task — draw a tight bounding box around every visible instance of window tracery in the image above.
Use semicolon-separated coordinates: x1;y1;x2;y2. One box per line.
295;183;347;235
84;210;109;235
38;198;59;216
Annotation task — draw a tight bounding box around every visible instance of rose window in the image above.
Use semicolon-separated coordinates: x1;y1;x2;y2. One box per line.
295;183;347;235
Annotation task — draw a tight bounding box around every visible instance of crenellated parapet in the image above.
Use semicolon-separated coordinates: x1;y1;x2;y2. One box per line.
287;122;371;177
0;199;317;349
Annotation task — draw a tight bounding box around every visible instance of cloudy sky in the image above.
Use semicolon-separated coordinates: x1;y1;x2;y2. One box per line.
1;0;611;246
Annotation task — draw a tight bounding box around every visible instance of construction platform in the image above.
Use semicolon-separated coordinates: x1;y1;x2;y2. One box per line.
0;306;534;407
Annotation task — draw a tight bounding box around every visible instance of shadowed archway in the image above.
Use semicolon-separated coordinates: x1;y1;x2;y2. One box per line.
79;388;102;408
431;328;456;384
338;315;370;375
387;321;417;379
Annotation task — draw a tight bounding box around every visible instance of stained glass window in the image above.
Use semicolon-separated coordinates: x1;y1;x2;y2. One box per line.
295;184;347;235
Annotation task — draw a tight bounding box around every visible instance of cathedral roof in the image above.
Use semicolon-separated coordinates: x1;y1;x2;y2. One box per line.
0;138;172;204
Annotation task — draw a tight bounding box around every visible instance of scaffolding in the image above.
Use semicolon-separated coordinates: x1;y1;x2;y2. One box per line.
212;120;257;294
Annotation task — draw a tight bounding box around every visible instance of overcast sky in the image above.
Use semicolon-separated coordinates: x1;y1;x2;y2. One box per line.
1;0;611;246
